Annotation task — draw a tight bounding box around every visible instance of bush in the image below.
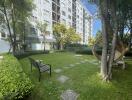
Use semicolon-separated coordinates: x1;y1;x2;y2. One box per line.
76;48;102;55
0;54;33;99
65;43;89;52
125;51;132;56
15;50;49;59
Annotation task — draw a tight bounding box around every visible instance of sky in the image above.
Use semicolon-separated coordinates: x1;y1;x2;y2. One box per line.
81;0;101;36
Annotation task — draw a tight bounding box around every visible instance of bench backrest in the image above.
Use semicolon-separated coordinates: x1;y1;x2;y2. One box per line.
28;57;40;69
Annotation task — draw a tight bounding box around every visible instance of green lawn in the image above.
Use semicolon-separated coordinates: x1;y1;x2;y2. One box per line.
19;52;132;100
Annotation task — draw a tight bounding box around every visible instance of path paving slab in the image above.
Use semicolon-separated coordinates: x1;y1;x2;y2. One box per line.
63;66;70;69
61;89;79;100
80;61;85;63
69;64;75;67
54;69;62;73
57;75;69;83
75;55;82;57
75;62;80;65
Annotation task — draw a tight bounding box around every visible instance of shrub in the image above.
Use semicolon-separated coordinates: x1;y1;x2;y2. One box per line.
76;48;102;55
0;54;33;99
15;50;49;59
125;50;132;56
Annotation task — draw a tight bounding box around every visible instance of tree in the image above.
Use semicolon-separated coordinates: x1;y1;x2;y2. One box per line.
88;0;132;81
53;24;81;50
66;27;81;44
53;23;67;50
89;30;102;61
0;0;34;54
37;22;48;51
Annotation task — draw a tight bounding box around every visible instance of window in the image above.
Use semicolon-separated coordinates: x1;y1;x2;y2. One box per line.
52;3;56;12
68;15;71;19
62;19;66;25
57;15;60;22
1;32;5;38
52;12;56;21
30;27;37;34
77;15;79;18
62;11;66;16
43;9;50;16
68;8;71;12
68;22;71;26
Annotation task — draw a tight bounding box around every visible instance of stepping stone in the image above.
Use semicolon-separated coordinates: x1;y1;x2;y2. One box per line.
84;59;89;62
61;89;79;100
93;62;99;65
75;62;80;65
75;55;82;57
54;69;62;73
63;66;70;69
88;61;99;65
80;61;85;63
57;75;69;83
69;64;75;67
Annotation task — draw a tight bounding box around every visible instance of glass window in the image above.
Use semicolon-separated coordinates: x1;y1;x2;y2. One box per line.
30;27;37;34
68;8;71;12
1;32;5;37
68;15;71;19
62;11;66;16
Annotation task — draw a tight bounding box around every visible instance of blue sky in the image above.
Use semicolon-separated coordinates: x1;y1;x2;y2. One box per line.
81;0;101;36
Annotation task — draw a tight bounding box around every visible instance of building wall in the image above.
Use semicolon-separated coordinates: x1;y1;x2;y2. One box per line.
83;10;93;44
30;0;53;39
29;0;93;47
76;0;84;44
52;0;60;24
60;0;72;27
0;0;94;52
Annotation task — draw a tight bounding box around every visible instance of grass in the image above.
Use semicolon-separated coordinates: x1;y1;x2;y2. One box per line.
19;52;132;100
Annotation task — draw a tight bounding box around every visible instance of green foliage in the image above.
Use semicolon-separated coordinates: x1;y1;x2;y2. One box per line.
66;27;81;43
53;23;81;49
0;54;33;99
37;22;48;35
53;23;67;43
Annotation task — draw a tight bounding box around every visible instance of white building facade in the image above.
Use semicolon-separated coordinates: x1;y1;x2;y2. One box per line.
0;0;93;52
60;0;72;27
27;0;53;50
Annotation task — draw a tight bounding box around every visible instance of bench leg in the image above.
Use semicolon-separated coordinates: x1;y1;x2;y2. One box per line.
31;63;32;72
50;67;51;76
122;62;125;69
39;72;41;82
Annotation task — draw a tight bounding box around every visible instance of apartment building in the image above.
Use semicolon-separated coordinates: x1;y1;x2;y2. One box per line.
0;0;93;52
60;0;72;27
76;0;84;44
27;0;53;50
83;10;93;44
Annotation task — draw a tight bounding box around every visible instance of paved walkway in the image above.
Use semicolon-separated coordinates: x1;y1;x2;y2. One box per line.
54;55;99;100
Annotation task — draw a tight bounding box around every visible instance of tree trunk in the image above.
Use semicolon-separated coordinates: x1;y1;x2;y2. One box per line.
43;35;46;52
92;44;101;61
101;18;108;80
107;31;117;79
3;0;14;53
11;2;17;54
60;42;63;50
100;0;109;80
107;1;118;80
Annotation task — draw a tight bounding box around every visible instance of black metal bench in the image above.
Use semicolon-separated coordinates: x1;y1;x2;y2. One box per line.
28;57;51;81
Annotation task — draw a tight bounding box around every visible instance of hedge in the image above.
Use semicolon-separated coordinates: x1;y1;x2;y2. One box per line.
0;54;33;99
15;50;49;59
